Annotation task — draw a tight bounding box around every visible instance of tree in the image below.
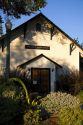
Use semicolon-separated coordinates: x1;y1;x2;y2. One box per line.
0;16;3;36
0;0;47;18
81;43;83;48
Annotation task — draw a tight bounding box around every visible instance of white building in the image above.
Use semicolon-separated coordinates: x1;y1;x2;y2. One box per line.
0;13;83;93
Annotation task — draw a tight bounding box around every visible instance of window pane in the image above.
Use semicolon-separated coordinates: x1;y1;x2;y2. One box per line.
36;23;41;31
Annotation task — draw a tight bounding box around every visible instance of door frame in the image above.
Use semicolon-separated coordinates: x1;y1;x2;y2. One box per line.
31;68;51;93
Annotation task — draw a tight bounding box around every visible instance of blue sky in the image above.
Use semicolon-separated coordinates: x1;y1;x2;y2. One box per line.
42;0;83;44
1;0;83;44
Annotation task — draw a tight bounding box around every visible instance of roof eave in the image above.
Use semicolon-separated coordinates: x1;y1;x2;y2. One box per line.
18;54;62;68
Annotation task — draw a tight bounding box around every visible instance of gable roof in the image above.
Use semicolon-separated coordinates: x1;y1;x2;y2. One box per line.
18;54;62;68
0;13;83;51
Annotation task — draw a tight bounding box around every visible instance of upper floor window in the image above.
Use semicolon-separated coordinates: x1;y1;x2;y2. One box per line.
36;23;41;32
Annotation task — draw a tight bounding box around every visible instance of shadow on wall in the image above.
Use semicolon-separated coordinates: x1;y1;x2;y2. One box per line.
10;35;37;69
9;17;54;69
10;51;83;93
9;15;69;69
24;17;67;45
10;19;53;69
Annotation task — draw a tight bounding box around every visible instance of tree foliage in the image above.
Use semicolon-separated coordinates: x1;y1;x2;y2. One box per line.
0;0;47;18
0;16;3;36
80;43;83;48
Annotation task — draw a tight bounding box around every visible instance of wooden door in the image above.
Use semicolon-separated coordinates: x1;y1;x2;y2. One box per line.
31;68;50;93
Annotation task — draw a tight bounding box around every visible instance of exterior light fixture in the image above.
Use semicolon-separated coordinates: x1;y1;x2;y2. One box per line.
5;19;12;31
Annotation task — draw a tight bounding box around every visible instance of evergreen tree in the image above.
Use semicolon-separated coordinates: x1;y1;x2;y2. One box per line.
0;0;47;18
0;16;3;37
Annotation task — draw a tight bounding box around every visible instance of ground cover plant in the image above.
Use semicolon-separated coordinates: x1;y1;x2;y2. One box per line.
40;92;80;114
58;107;83;125
40;92;83;125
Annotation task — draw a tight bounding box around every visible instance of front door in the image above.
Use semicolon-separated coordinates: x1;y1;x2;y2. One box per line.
31;68;50;93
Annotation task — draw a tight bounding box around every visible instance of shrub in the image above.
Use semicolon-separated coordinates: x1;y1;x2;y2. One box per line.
77;91;83;103
0;77;42;124
0;76;5;84
40;92;83;125
0;88;19;124
58;107;83;125
0;78;26;124
0;97;20;124
23;109;40;125
40;92;80;114
9;78;30;105
59;69;83;94
79;71;83;83
10;68;32;92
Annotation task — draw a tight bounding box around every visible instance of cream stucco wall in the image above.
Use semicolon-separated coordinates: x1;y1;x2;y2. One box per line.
9;18;82;72
0;15;83;91
0;47;6;75
0;16;83;76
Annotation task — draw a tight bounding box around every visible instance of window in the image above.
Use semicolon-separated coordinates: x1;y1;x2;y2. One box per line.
36;23;41;32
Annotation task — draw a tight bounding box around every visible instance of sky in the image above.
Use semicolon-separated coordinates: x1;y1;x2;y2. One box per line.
1;0;83;44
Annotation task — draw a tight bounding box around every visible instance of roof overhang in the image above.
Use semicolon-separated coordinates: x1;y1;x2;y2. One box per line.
18;54;62;68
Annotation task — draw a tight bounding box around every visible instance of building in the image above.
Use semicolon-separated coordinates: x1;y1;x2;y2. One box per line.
0;13;83;93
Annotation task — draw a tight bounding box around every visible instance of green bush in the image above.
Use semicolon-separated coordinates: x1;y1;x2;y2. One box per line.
0;76;5;84
0;78;25;124
10;68;32;92
40;92;80;114
40;92;83;125
77;91;83;103
59;69;83;94
58;107;83;125
0;77;41;124
79;71;83;83
0;97;19;124
24;109;41;125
